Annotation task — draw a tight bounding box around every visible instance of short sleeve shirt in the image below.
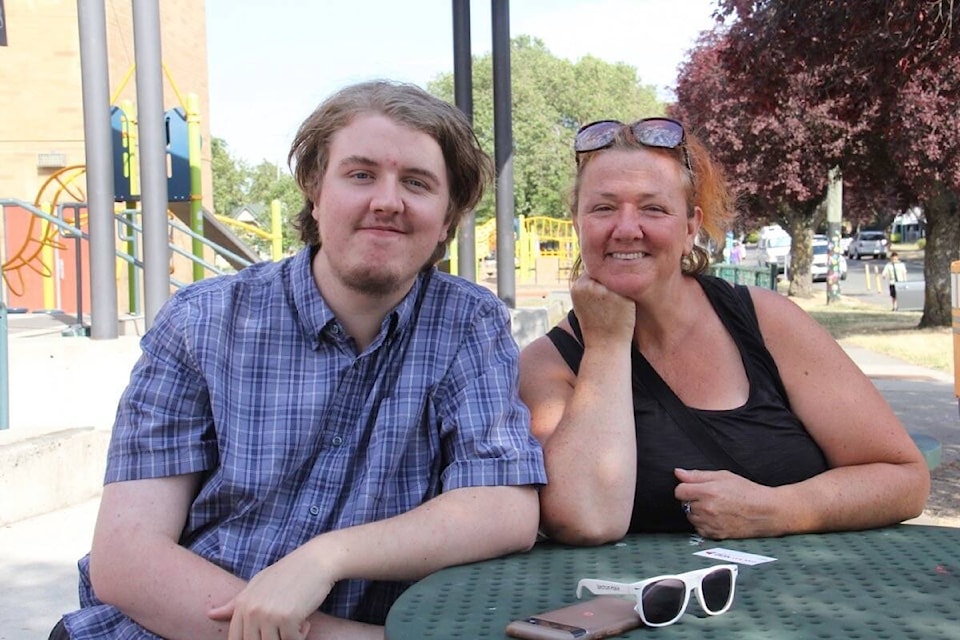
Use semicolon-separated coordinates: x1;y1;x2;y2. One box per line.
64;247;546;637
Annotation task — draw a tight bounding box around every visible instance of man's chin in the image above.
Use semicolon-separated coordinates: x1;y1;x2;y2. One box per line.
341;268;406;297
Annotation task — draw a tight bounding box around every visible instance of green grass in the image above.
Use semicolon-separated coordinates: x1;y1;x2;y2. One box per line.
790;295;953;375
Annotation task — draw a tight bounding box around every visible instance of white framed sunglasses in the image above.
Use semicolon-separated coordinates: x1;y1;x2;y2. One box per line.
576;564;738;627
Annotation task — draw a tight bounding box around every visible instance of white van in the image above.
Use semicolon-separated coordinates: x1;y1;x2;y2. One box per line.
757;227;791;273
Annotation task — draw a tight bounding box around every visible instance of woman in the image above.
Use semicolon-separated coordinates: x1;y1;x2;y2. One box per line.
519;118;929;544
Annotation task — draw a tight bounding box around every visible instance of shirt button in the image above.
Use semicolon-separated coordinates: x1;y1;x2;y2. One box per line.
332;435;343;446
309;506;320;516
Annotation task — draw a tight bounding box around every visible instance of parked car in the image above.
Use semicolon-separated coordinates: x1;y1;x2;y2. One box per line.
847;230;888;260
784;238;848;282
811;239;847;281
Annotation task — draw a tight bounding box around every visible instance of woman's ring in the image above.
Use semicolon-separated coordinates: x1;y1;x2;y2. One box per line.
682;502;692;516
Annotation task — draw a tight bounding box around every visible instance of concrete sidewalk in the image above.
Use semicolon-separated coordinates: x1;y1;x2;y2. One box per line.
0;304;957;639
0;498;99;639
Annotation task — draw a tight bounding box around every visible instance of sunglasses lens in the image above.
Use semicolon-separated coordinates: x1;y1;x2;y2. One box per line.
701;568;734;613
574;121;622;153
641;578;685;625
633;119;684;149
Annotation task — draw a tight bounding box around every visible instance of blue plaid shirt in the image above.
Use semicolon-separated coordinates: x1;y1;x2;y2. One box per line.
64;247;545;637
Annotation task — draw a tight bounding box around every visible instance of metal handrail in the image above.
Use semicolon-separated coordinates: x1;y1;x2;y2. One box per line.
1;198;255;288
1;198;264;431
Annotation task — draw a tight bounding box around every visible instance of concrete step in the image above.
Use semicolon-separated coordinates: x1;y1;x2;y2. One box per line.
0;428;108;525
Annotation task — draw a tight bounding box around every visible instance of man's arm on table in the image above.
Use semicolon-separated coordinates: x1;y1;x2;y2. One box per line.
211;484;540;636
88;475;383;640
90;475;538;639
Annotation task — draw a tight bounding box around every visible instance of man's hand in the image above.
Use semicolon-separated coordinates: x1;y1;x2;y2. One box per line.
208;541;337;640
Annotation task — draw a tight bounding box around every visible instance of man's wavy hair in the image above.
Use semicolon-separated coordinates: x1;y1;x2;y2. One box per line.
288;80;494;266
568;127;736;281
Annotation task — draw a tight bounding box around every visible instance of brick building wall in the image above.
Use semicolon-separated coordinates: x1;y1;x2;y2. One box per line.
0;0;217;315
0;0;212;206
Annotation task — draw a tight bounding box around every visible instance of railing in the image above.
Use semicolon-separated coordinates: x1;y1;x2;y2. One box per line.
1;199;262;424
2;198;254;304
708;263;779;290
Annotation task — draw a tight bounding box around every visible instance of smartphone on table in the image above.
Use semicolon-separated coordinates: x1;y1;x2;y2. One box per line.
505;595;641;639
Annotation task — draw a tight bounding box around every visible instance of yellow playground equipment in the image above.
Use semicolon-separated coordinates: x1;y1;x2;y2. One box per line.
2;62;283;314
450;215;579;286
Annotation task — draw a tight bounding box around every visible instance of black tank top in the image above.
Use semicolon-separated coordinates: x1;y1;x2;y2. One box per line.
546;275;828;532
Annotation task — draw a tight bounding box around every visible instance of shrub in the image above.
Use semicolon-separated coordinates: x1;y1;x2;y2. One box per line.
917;238;926;250
890;232;901;243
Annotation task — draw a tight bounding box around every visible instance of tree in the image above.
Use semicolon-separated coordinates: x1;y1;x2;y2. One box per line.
428;36;663;223
211;137;249;216
211;137;302;256
674;32;860;297
882;57;960;325
708;0;960;325
247;160;303;254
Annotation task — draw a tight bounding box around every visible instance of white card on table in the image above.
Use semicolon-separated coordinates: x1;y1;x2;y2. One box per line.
694;547;777;565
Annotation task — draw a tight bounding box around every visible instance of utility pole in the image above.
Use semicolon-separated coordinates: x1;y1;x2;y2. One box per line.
825;166;843;303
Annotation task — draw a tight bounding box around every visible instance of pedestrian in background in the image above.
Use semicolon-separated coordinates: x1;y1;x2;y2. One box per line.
730;240;743;264
882;252;908;311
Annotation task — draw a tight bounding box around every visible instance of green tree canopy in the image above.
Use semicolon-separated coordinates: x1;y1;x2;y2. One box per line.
428;36;663;222
211;137;302;256
211;137;249;216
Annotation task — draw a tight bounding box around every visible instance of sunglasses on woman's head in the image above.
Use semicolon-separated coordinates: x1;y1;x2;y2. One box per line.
574;118;693;173
576;564;738;627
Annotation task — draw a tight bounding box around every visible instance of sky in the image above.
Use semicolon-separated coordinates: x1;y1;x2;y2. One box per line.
204;0;720;166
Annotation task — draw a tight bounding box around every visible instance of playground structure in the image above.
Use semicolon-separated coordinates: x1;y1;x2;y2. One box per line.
450;215;580;286
0;64;281;320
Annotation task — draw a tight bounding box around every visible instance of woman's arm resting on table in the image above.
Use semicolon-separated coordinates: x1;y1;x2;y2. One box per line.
675;288;930;540
520;276;638;546
211;484;539;640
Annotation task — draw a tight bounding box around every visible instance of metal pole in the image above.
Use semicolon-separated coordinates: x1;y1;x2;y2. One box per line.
270;199;283;260
453;0;477;282
75;210;84;331
825;166;843;303
121;99;140;315
187;93;204;281
133;0;171;329
491;0;515;307
77;0;119;338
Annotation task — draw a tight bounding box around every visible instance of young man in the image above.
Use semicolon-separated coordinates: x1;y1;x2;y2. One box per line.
53;81;545;640
881;252;908;311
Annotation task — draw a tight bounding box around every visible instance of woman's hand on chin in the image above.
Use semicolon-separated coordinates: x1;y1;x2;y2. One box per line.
571;274;636;347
